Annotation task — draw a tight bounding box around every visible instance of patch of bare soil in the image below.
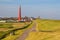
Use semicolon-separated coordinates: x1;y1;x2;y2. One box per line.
0;28;9;31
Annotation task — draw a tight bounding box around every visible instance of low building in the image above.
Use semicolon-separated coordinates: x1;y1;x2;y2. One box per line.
0;20;6;23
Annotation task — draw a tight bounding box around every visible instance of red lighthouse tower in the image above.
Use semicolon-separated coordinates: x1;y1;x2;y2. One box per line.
18;6;21;21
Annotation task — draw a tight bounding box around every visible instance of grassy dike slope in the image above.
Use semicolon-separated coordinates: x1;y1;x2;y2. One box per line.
37;19;60;31
25;19;60;40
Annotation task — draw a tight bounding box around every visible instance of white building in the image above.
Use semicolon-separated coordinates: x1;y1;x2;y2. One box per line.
0;20;6;23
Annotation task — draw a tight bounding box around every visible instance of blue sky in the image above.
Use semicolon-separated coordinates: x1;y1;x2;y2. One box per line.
0;0;60;19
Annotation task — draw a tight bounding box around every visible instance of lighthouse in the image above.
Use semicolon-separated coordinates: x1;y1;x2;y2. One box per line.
18;6;21;21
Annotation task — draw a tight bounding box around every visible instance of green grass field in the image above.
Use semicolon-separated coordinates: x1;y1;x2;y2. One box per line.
0;31;6;38
0;23;13;28
0;22;32;40
0;22;26;40
2;22;33;40
0;23;14;37
37;19;60;31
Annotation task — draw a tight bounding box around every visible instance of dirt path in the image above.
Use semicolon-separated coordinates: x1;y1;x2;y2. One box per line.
16;22;37;40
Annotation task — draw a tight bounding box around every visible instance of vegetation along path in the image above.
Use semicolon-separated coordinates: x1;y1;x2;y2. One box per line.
16;22;37;40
